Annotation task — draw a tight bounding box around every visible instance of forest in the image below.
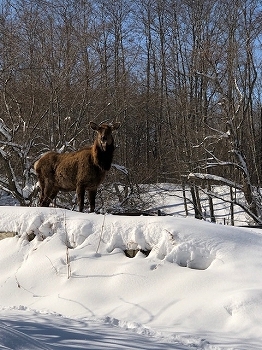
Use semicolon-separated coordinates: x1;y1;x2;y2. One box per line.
0;0;262;222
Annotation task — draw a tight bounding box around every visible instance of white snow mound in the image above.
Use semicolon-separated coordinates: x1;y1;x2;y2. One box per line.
0;206;262;349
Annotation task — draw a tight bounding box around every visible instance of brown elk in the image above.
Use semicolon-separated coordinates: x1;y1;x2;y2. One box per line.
34;121;120;212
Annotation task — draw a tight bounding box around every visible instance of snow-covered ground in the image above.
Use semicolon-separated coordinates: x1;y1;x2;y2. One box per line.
0;188;262;349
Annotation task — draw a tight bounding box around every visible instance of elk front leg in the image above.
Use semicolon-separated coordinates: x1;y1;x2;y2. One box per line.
87;189;97;213
37;179;45;206
77;184;86;212
41;180;58;207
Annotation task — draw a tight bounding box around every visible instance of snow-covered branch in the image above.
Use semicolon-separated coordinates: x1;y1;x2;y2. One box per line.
188;173;242;190
188;173;262;224
112;163;129;175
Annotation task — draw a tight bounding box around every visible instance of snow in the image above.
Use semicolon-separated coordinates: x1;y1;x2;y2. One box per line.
1;203;262;349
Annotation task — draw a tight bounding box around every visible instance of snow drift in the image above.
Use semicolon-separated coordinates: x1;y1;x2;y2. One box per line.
0;206;262;349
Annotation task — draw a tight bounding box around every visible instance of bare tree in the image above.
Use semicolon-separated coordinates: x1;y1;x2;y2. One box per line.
189;0;262;223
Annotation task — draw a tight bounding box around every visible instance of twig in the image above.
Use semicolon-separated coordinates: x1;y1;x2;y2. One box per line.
15;275;21;288
63;211;71;248
46;255;58;275
61;210;72;278
96;214;106;254
66;246;71;279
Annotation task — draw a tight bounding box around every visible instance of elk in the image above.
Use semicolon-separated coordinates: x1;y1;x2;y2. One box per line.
34;121;120;212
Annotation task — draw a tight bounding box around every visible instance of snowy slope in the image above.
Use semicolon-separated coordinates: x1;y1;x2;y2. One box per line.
1;206;262;349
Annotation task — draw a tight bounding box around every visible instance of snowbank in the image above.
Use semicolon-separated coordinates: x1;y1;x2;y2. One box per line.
1;206;262;349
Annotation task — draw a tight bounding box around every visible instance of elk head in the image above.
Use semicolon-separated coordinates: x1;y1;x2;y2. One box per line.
90;121;120;151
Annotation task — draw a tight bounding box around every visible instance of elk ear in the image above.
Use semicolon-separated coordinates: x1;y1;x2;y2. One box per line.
112;122;120;130
89;121;99;131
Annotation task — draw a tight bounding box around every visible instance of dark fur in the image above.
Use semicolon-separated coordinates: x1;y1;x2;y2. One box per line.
34;121;120;212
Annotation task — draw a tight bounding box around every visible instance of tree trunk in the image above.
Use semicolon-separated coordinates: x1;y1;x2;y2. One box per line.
190;185;202;220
